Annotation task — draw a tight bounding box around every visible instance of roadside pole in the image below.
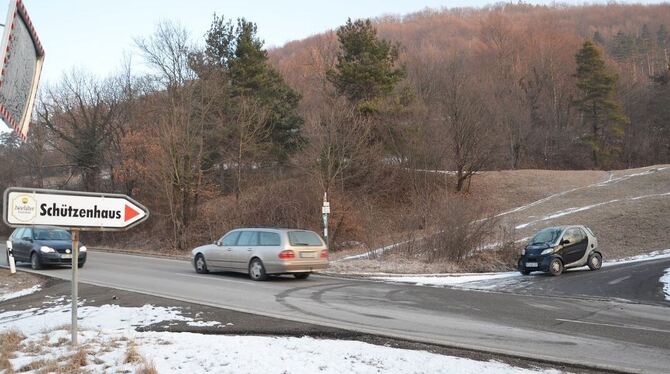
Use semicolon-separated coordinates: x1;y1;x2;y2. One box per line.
6;240;16;274
322;192;330;248
71;229;79;346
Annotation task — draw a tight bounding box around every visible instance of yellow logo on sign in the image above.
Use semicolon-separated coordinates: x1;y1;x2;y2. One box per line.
12;195;36;222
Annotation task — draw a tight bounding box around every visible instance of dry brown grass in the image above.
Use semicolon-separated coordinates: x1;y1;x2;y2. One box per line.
66;346;89;370
124;341;142;364
137;359;159;374
0;329;25;373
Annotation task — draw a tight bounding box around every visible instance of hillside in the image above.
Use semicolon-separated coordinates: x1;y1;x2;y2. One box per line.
330;165;670;273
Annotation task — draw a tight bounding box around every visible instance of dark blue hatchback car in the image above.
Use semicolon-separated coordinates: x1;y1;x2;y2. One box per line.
7;227;86;270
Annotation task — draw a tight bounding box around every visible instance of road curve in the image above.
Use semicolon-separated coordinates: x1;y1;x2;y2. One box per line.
2;250;670;373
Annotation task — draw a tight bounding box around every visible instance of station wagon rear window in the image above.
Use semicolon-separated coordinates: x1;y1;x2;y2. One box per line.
288;231;323;246
259;232;281;246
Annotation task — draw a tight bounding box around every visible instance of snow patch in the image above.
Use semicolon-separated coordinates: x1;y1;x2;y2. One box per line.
0;301;561;374
0;285;41;302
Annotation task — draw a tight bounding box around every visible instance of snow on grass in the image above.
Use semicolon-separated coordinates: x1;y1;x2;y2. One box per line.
0;300;561;373
661;268;670;301
603;249;670;267
0;284;41;302
372;272;521;289
515;192;670;230
371;249;670;290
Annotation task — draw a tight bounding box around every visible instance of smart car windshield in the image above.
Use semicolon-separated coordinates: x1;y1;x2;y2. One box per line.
529;228;562;245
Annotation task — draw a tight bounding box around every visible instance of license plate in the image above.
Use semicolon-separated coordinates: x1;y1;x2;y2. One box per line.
61;254;72;259
525;262;538;268
300;252;316;258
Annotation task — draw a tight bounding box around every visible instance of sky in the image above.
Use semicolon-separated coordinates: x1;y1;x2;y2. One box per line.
0;0;663;135
18;0;665;86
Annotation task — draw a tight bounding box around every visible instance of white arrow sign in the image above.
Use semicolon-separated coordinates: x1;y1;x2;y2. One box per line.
3;188;149;230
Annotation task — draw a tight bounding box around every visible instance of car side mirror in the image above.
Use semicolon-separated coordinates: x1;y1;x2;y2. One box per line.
560;239;570;245
215;240;222;246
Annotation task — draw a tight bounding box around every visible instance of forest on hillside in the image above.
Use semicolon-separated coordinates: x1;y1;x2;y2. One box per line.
1;3;669;262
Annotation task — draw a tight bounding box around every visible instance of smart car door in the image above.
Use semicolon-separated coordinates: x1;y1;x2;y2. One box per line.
562;228;588;265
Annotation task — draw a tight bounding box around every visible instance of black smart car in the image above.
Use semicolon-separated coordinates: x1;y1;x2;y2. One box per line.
518;225;602;276
7;227;87;270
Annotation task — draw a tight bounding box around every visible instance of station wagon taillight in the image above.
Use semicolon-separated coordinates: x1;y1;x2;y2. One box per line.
320;250;328;259
278;250;295;259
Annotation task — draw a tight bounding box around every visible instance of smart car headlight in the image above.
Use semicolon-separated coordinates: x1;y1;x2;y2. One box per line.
40;246;55;253
79;246;87;252
540;247;557;255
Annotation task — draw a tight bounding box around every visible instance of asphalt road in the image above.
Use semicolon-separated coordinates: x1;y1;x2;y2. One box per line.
496;258;670;305
2;250;670;373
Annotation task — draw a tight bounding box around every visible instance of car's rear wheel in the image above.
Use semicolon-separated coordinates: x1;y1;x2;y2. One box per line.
77;261;85;269
194;254;208;274
548;258;563;276
588;252;602;271
294;272;310;279
249;258;267;281
30;252;42;270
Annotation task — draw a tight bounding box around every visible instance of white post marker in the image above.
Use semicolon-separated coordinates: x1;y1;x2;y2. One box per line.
3;188;149;345
6;240;16;274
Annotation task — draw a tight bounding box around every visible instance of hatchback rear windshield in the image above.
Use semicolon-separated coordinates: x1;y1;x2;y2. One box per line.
34;229;71;241
288;231;323;246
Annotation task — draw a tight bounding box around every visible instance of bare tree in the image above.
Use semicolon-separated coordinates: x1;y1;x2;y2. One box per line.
37;70;123;191
136;21;219;250
438;61;492;192
299;97;376;195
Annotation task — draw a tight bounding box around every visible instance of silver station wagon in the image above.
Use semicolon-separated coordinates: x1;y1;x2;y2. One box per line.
191;228;329;280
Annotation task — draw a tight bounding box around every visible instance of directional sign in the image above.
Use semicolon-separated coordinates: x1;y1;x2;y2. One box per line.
3;188;149;230
0;0;45;140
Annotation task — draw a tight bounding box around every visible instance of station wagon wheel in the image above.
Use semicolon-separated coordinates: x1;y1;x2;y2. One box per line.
548;258;563;276
30;252;43;270
588;252;602;271
249;258;267;281
194;254;209;274
294;272;310;280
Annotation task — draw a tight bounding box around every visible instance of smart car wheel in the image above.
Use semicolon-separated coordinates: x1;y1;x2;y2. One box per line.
520;269;531;276
194;254;209;274
588;252;602;271
30;252;43;270
548;258;563;276
249;258;267;281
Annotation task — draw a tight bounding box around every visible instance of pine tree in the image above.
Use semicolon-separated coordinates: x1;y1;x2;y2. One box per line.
204;16;305;162
574;41;629;167
610;31;635;62
327;18;405;113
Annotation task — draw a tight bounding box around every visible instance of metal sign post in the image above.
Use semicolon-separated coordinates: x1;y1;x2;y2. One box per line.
322;192;330;248
3;187;149;346
71;229;79;345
